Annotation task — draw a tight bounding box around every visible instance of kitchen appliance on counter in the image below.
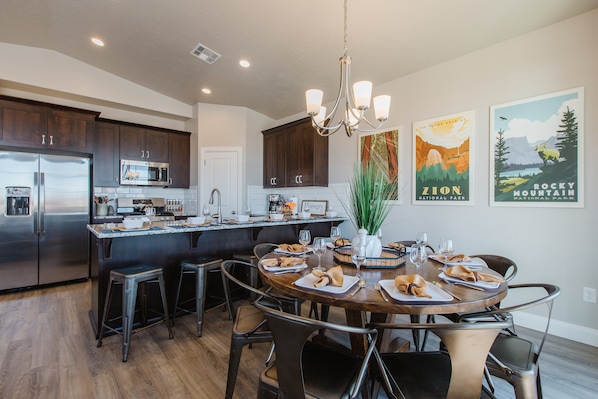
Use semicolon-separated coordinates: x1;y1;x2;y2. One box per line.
116;197;175;221
120;159;169;186
0;151;90;291
268;194;285;214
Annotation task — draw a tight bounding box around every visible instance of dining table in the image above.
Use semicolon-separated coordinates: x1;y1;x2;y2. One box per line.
258;247;508;355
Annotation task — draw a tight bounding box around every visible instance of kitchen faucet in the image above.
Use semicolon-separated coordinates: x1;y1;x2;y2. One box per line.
209;188;222;224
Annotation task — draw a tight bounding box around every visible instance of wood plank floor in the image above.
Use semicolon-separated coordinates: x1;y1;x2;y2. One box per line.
0;281;596;398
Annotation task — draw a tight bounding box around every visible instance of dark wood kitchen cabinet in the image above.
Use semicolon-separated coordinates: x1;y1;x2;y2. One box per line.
93;121;121;187
0;96;97;154
262;117;328;188
168;132;190;188
119;125;169;163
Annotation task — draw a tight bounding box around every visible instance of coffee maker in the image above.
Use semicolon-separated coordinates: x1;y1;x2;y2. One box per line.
268;194;284;214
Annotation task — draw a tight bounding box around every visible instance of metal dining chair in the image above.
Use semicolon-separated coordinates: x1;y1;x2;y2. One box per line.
368;320;511;399
458;283;561;399
255;302;380;399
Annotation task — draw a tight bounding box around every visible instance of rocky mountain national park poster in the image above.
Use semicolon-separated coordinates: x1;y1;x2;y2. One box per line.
413;110;475;205
490;87;584;207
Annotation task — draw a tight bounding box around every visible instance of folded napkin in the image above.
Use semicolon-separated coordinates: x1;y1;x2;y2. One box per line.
445;265;505;283
394;274;432;298
334;238;350;247
387;242;405;250
278;243;305;253
312;265;344;288
261;257;304;268
445;254;472;263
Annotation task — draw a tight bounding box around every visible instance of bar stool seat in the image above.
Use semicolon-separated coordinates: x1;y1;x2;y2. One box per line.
97;264;173;362
173;256;225;337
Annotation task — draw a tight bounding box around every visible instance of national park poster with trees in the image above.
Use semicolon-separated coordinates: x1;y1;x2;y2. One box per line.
412;110;475;205
490;87;584;207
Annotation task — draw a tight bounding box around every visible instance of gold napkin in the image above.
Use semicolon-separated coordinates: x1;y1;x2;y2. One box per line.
394;274;432;298
446;254;473;263
445;265;505;283
312;265;344;288
261;257;304;268
334;238;350;247
278;243;305;253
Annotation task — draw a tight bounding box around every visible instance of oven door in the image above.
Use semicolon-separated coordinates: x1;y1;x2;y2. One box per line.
120;160;169;186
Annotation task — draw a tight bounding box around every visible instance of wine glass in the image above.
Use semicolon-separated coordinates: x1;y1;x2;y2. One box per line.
202;204;211;220
438;238;454;271
409;244;428;274
351;245;367;284
299;229;311;258
330;226;341;246
313;237;327;271
416;232;428;246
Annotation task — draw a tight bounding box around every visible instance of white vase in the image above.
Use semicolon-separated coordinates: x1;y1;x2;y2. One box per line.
353;227;383;258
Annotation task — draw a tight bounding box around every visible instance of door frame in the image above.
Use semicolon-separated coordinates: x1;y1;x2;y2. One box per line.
200;147;243;216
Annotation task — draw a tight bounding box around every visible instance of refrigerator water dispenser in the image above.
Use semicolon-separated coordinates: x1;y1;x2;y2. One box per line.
6;187;31;216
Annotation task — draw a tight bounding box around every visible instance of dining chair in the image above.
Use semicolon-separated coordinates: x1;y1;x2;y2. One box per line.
368;320;511;399
254;302;380;399
220;259;296;399
470;254;518;282
458;283;561;399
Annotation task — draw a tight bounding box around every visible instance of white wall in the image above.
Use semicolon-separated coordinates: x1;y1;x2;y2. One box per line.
268;9;598;345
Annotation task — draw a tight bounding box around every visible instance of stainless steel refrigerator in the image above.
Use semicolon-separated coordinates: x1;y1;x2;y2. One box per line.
0;151;90;291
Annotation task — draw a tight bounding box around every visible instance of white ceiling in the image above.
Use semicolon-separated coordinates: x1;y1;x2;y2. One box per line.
1;0;597;120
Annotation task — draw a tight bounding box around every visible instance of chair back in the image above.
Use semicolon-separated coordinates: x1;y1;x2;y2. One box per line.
470;254;518;282
253;243;279;259
256;302;378;399
369;321;511;399
220;260;281;311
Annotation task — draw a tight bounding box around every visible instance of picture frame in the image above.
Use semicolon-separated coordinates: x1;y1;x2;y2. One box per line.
412;110;475;205
301;200;327;215
358;126;401;203
489;87;584;207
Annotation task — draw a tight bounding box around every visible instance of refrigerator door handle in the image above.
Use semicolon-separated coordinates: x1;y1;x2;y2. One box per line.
39;172;46;236
33;172;39;236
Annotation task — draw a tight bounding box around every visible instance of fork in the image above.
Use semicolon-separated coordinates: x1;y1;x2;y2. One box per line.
374;282;389;302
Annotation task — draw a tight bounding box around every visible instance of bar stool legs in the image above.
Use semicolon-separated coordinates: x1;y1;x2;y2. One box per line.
97;265;173;362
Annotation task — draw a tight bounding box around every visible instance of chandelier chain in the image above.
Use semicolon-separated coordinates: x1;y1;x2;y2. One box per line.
343;0;348;57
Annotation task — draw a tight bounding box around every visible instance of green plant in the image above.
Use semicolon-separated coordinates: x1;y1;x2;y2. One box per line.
341;161;396;235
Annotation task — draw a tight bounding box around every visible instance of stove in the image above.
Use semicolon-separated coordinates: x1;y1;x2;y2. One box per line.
116;197;176;221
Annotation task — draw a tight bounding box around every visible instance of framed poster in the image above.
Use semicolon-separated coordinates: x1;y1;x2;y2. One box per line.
358;126;401;202
412;110;475;205
490;87;584;207
301;200;327;215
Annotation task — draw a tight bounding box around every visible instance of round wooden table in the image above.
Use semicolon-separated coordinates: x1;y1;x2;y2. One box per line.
259;249;508;353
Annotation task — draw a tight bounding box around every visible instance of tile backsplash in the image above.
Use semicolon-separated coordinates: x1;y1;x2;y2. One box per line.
94;185;198;216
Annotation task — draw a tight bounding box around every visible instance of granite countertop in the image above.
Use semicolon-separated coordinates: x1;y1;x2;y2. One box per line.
87;216;348;239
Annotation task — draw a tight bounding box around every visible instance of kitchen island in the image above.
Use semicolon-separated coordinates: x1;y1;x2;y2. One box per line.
87;216;346;336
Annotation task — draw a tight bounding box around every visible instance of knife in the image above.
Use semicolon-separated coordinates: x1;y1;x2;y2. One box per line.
433;281;462;301
442;278;485;291
374;282;389;302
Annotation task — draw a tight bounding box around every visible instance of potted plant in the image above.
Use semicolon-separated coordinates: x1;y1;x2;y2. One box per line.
340;161;396;257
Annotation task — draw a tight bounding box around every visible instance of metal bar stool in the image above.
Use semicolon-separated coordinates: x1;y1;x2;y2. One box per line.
172;256;225;336
97;264;174;362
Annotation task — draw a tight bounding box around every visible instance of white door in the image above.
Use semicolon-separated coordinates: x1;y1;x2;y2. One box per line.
200;147;242;218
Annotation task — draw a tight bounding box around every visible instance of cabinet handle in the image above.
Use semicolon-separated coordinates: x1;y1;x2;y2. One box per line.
49;135;54;146
299;175;303;184
41;134;46;145
169;178;172;185
146;151;150;158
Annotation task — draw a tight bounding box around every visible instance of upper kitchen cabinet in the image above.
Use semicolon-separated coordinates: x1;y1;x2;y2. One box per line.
0;96;97;154
262;117;328;188
94;121;120;187
168;132;190;188
119;125;169;163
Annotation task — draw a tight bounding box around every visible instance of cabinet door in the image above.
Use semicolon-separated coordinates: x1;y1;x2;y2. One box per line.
168;133;190;188
94;122;120;186
263;130;287;187
119;125;145;160
286;123;316;186
0;100;47;149
47;109;95;153
145;129;169;163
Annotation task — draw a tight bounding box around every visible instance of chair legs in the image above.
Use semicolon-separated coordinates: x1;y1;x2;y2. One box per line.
225;338;246;399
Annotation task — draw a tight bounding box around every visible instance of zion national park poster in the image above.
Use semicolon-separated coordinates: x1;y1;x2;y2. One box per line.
413;110;475;205
490;87;584;207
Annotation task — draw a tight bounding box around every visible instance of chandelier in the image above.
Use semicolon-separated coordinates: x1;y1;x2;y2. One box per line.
305;0;391;137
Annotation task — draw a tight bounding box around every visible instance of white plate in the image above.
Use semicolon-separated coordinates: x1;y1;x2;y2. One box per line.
274;247;313;255
294;274;358;294
261;261;307;272
378;279;453;302
438;272;501;290
430;254;485;269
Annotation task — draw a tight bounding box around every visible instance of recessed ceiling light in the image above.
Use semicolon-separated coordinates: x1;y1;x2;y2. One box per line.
239;60;250;68
202;88;212;94
91;37;105;47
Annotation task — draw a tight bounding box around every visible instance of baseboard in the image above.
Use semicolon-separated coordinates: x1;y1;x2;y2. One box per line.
516;311;598;347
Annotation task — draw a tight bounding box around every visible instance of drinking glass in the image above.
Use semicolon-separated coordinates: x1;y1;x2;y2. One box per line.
299;229;311;258
313;237;327;271
416;232;428;246
202;204;211;219
409;244;428;274
351;245;367;284
439;238;454;268
330;226;341;245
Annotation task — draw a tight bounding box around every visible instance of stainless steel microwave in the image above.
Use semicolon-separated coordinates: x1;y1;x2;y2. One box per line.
120;159;169;186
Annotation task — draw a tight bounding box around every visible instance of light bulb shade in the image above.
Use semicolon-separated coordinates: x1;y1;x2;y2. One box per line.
373;95;391;121
353;81;372;109
306;89;324;115
314;106;327;124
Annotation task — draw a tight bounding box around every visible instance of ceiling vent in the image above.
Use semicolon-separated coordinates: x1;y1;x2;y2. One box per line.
190;42;222;64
